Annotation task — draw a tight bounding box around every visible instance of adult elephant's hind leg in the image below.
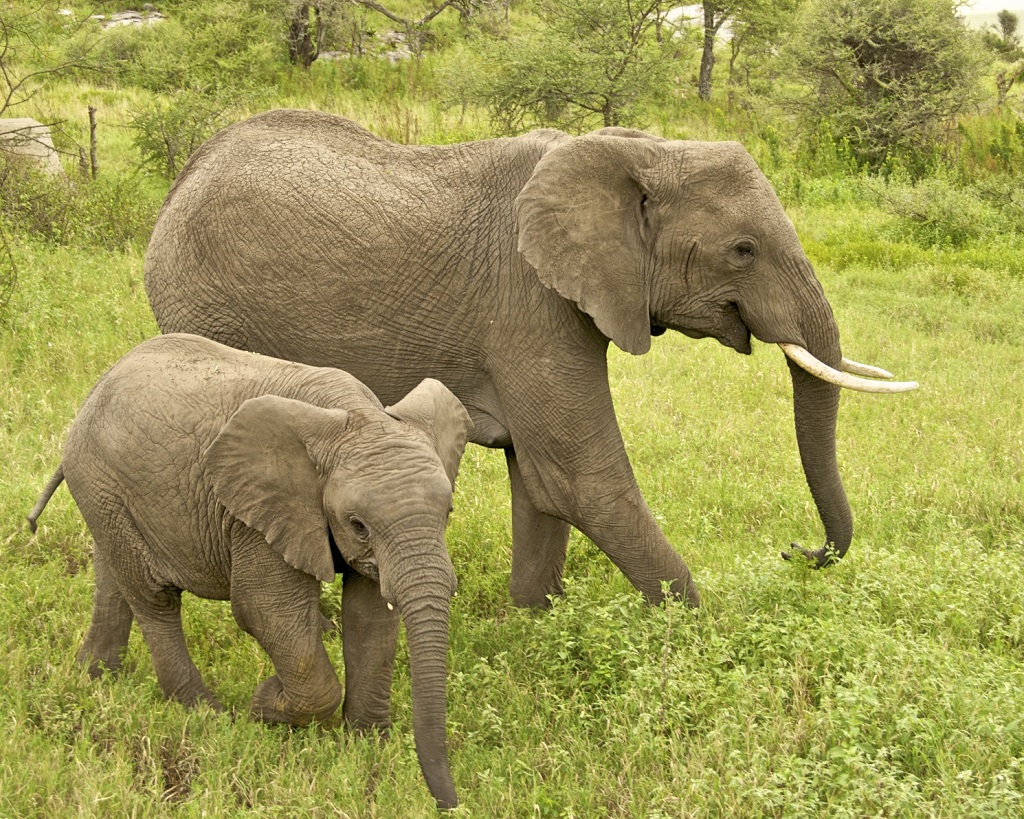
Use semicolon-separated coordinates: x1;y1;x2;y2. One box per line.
506;448;571;608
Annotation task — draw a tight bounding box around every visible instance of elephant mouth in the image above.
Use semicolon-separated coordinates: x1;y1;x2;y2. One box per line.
654;304;751;354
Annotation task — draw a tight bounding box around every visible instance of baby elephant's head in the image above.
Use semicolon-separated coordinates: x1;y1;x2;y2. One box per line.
204;377;472;809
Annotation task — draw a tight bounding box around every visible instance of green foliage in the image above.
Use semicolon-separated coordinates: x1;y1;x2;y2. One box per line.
128;88;246;178
449;0;681;133
978;8;1024;60
0;155;160;248
785;0;985;172
955;109;1024;177
872;170;1024;249
2;1;1024;814
71;2;285;93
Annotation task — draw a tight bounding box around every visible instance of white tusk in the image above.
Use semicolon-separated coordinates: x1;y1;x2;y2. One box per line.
841;357;894;379
387;602;394;611
780;344;918;393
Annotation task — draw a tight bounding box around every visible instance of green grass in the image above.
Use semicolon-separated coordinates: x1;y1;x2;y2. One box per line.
2;105;1023;817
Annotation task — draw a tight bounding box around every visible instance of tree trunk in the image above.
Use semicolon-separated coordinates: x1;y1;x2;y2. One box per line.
288;3;318;69
698;1;722;102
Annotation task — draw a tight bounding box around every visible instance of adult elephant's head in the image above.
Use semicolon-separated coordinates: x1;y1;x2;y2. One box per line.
515;132;916;566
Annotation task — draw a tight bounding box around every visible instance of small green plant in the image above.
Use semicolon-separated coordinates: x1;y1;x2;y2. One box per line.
128;89;243;179
0;154;158;248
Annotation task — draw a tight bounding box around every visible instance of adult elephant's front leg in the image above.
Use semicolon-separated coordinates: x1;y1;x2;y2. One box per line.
498;358;700;607
506;447;572;608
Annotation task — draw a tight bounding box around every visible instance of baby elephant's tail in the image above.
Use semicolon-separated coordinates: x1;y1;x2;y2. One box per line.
27;466;65;533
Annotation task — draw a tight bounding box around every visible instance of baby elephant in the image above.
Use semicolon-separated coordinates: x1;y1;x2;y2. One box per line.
28;333;472;809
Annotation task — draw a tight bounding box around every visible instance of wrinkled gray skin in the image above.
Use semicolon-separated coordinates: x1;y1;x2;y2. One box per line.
146;109;856;609
28;334;471;810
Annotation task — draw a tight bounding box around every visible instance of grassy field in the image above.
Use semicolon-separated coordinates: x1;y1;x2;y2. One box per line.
2;98;1023;817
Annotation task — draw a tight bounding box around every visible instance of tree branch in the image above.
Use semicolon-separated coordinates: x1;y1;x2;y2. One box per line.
351;0;470;28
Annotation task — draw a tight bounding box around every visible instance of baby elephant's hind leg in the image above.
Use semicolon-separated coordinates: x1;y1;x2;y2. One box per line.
97;520;223;711
78;547;133;677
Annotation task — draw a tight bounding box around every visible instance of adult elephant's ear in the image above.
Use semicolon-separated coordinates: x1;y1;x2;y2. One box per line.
205;396;348;583
386;379;474;488
515;135;660;355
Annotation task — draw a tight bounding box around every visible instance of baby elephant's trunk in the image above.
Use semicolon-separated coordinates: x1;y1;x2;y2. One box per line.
391;560;459;809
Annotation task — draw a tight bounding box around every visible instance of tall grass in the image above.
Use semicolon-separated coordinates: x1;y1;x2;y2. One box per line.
1;62;1023;818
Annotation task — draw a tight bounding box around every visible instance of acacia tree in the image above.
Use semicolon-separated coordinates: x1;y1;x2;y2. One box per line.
787;0;984;169
285;0;479;66
697;0;731;101
464;0;677;134
723;0;800;109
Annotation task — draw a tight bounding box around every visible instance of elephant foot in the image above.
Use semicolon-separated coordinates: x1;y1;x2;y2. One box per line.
509;581;562;609
77;648;123;679
667;575;700;609
250;674;341;726
344;717;391;741
181;689;227;713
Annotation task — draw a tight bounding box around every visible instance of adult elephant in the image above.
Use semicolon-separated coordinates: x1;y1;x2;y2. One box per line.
145;109;915;608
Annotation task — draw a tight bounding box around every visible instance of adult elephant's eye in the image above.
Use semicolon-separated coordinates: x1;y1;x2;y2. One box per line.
349;516;370;541
733;241;756;267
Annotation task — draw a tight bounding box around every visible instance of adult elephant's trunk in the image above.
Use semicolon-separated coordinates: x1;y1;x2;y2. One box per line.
387;557;458;810
787;354;853;566
774;270;915;566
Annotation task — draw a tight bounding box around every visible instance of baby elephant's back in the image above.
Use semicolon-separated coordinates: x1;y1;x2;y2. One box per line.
63;333;377;509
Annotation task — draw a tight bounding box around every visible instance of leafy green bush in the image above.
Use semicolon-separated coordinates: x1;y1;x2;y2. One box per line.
71;3;284;93
875;172;1024;249
0;155;159;248
128;88;244;179
955;111;1024;177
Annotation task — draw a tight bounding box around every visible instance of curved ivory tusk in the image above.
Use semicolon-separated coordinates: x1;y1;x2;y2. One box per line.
841;358;894;379
780;344;918;393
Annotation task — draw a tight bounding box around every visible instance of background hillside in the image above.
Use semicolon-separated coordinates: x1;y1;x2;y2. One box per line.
2;2;1023;816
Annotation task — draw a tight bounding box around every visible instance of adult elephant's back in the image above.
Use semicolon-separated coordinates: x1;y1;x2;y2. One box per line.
145;108;540;431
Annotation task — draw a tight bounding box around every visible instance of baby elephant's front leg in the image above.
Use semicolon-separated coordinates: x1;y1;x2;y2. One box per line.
250;663;342;725
232;564;342;725
340;571;400;732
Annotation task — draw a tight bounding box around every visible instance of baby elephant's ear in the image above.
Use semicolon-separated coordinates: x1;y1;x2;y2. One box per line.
386;379;474;487
205;395;348;583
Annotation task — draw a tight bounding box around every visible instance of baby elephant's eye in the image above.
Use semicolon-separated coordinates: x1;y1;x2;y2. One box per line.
735;241;755;259
349;516;370;541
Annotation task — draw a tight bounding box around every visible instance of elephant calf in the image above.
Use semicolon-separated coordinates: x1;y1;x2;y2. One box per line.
28;333;472;809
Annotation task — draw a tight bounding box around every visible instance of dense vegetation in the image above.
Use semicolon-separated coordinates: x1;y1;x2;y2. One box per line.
2;1;1022;815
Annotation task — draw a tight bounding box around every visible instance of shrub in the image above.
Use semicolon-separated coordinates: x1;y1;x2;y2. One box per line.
873;172;1024;249
0;154;158;248
71;3;284;93
128;89;244;179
